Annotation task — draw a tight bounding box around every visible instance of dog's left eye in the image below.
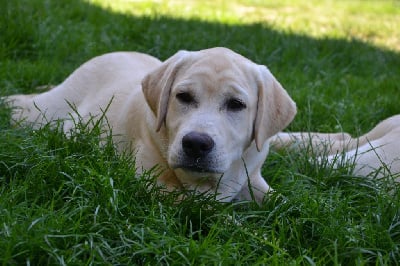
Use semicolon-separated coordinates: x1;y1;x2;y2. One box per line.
176;92;195;104
226;98;246;111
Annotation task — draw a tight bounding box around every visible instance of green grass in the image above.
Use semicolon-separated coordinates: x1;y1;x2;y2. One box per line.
1;0;400;264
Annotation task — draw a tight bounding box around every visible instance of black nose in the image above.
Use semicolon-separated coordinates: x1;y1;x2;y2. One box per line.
182;132;215;158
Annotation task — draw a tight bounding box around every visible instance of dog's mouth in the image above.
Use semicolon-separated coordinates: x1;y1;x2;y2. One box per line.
174;165;224;182
179;165;222;174
171;160;223;175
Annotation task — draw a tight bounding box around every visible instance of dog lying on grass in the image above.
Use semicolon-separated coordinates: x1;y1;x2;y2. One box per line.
5;47;398;204
4;47;297;203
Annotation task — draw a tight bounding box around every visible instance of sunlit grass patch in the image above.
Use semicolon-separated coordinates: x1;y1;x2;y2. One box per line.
88;0;400;51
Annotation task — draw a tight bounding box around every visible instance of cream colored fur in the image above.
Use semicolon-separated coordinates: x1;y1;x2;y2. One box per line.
271;115;400;178
5;47;297;203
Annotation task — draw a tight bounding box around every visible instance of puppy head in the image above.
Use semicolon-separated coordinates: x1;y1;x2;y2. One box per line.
142;47;296;191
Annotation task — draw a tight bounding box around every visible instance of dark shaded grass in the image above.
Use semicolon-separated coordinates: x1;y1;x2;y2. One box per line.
1;0;400;264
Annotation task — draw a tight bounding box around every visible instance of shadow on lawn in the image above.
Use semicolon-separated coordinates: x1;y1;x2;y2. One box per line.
1;0;400;131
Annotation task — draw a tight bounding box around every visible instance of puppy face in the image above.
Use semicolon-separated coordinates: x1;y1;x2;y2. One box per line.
142;47;296;191
165;52;258;180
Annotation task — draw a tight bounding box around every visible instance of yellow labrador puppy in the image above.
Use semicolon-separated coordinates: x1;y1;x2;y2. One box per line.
5;47;297;203
271;115;400;178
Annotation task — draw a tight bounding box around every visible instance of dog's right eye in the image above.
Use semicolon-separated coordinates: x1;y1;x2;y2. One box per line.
176;92;195;104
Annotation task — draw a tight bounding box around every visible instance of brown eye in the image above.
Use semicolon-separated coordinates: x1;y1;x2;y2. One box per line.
226;98;246;111
176;92;195;104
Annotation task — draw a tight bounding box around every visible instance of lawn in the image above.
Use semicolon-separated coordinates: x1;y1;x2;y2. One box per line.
1;0;400;264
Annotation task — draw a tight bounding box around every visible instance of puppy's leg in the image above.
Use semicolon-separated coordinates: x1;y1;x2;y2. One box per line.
4;94;42;125
327;128;400;177
236;173;271;204
270;132;353;155
5;81;82;128
353;115;400;148
235;143;273;204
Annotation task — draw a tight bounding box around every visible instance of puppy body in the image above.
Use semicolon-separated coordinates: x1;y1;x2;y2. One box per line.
9;52;161;128
271;115;400;178
6;48;297;203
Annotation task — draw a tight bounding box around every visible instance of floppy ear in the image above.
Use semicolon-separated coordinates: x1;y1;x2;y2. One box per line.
142;50;189;131
254;66;297;151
